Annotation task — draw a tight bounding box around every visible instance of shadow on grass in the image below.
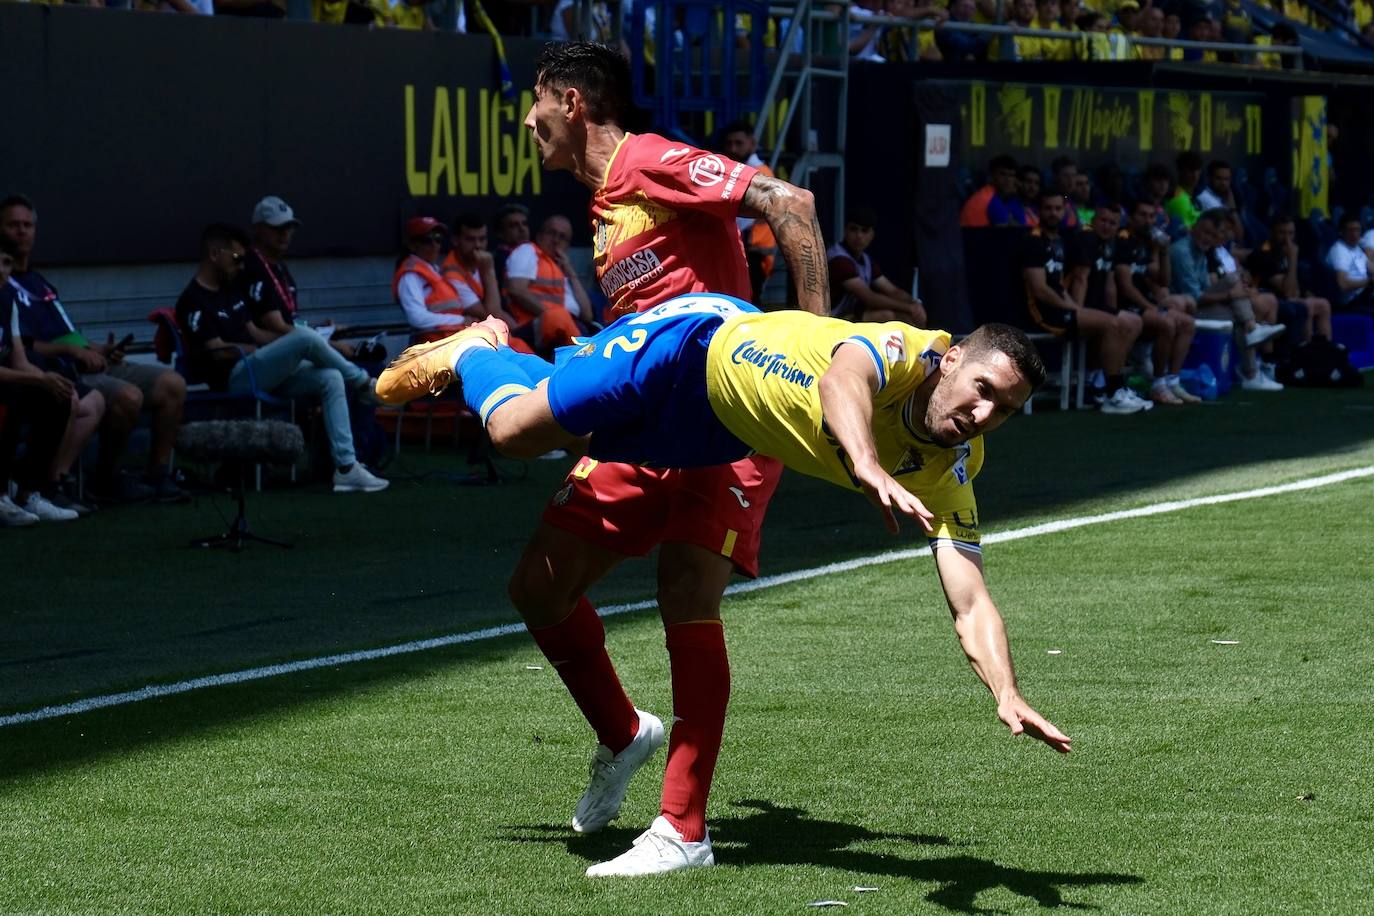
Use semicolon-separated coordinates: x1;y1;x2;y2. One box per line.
503;799;1143;912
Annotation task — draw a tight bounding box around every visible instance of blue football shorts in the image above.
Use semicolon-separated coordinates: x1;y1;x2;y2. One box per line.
546;293;758;468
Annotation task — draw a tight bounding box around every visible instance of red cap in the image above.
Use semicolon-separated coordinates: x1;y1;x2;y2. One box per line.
406;216;449;240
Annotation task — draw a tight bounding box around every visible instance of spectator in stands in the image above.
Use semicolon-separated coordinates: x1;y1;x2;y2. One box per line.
1165;151;1204;228
1247;214;1333;344
176;224;388;493
990;0;1039;60
1183;13;1221;62
1032;0;1073;60
721;120;780;301
503;215;594;355
1358;213;1374;265
368;0;434;29
394;216;475;342
1016;165;1042;226
1141;163;1176;235
1065;203;1152;412
1049;156;1082;228
242;196;357;360
1;194;188;504
960;154;1024;227
1136;5;1167;59
491;202;530;287
1195;160;1247;251
1070;172;1095;226
1326;213;1374;317
1220;0;1255;47
1161;12;1185;58
827;205;926;324
877;0;948;61
848;0;888;61
440;211;514;328
1020;193;1146;414
1115;0;1141;32
1115;199;1202;405
937;0;991;61
1210;212;1287;375
0;237;82;526
1170;211;1284;391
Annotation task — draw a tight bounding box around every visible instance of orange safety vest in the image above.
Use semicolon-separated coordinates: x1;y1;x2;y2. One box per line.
505;243;568;325
440;251;486;306
393;255;466;342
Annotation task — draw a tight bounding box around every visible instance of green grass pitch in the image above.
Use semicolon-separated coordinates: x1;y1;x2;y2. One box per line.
1;386;1372;913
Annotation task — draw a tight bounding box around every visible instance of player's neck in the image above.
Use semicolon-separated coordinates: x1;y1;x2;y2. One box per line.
574;123;627;189
193;266;221;292
907;374;940;439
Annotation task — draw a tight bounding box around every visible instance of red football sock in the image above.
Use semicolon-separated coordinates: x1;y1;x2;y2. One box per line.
660;620;730;843
527;597;639;755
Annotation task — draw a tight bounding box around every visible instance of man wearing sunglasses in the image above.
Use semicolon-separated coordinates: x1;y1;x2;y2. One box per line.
174;224;388;493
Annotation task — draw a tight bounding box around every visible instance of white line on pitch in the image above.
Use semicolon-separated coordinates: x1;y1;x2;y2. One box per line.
3;465;1370;729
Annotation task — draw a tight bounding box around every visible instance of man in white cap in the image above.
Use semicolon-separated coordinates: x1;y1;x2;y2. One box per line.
244;195;357;359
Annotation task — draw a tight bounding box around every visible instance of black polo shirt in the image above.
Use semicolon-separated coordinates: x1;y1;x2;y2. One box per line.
1069;231;1116;311
175;279;254;390
242;248;299;327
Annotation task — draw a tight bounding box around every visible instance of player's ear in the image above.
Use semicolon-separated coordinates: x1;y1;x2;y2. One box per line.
562;86;583;121
942;344;963;372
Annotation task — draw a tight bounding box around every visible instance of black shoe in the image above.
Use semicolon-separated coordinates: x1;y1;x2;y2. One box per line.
45;487;95;517
147;473;189;503
87;471;157;505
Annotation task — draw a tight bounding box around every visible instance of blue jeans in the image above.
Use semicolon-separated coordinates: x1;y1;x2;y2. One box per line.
228;329;369;468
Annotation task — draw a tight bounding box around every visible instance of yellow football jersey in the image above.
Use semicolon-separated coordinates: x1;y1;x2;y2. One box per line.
704;312;983;546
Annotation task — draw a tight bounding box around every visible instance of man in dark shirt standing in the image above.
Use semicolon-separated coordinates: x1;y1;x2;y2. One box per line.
1020;194;1146;414
175;224;389;494
1113;199;1201;404
1245;214;1332;345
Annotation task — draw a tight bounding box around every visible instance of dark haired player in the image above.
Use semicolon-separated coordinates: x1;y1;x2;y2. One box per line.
466;42;830;875
381;296;1071;875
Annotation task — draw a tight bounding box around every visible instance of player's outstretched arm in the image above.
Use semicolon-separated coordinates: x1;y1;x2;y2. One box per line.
741;174;829;315
819;346;934;534
932;544;1072;754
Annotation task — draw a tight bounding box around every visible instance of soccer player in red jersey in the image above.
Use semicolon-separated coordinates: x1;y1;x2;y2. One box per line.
511;42;829;876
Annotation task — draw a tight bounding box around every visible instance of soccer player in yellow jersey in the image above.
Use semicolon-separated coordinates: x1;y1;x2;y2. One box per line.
379;293;1072;758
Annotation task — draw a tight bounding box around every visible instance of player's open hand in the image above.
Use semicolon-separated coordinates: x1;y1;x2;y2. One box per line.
853;461;934;535
997;695;1071;754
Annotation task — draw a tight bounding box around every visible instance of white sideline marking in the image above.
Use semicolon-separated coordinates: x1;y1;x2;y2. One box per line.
3;465;1371;729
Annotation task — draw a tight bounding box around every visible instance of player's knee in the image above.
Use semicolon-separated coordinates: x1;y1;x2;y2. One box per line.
112;385;143;419
507;566;577;623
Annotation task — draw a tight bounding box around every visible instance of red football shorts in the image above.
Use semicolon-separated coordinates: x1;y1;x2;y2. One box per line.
541;454;784;578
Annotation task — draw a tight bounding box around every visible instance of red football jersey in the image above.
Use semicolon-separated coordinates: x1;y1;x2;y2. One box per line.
591;132;757;319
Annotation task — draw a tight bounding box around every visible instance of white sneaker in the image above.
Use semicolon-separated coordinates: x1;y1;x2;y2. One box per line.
333;463;390;493
1122;388;1154;412
22;492;78;521
1170;381;1203;403
1240;370;1284;391
1245;323;1286;347
0;494;39;528
1099;388;1145;415
585;816;715;877
572;709;665;834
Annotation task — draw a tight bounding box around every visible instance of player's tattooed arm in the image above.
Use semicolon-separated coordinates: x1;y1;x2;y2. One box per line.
741;174;830;315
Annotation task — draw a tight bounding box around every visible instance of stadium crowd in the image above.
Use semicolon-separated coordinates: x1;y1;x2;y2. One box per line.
13;0;1373;59
4;128;1372;525
953;149;1367;412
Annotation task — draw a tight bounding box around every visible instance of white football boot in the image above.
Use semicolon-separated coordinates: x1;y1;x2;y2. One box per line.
571;709;665;834
585;816;715;877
